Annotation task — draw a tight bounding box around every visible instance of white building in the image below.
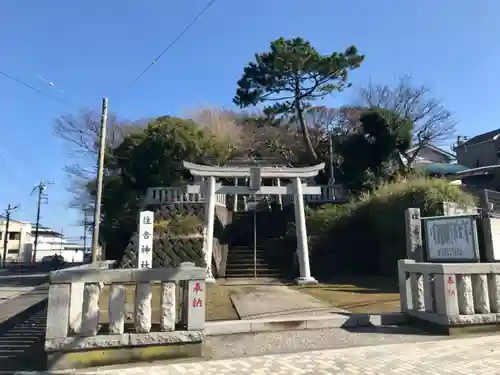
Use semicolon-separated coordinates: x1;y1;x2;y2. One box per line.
31;225;85;263
0;219;33;263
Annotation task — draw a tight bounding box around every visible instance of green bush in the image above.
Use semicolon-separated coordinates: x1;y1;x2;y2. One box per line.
306;176;477;278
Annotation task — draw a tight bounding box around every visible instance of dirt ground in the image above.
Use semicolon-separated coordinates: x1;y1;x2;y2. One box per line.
291;277;400;313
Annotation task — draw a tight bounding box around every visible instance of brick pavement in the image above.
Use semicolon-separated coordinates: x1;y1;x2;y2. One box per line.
19;334;500;374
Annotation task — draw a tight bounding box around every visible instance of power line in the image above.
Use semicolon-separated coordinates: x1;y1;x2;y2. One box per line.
0;70;76;109
125;0;218;89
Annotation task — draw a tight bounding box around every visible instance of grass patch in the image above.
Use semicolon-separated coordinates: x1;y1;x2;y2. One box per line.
292;277;400;314
99;282;239;323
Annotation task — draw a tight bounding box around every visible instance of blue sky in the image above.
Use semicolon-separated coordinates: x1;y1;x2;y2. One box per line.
1;0;499;241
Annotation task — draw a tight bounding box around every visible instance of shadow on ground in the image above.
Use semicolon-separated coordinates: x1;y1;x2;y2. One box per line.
316;277;398;293
324;288;397;295
342;324;445;336
0;299;47;373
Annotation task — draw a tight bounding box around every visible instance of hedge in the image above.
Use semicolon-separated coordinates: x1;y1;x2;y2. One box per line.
270;176;476;278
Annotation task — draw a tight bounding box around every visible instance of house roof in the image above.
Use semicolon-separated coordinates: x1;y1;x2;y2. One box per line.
458;129;500;147
407;144;456;158
455;164;500;177
416;162;469;175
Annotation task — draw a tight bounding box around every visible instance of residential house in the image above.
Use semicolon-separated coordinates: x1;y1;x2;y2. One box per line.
454;130;500;169
0;219;33;263
453;130;500;190
403;144;468;177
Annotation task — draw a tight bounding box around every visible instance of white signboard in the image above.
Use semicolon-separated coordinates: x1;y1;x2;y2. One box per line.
137;211;154;269
423;215;479;262
485;217;500;261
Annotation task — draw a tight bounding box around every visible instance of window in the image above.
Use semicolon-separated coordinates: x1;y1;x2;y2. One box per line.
0;232;2;240
7;249;19;254
8;232;20;240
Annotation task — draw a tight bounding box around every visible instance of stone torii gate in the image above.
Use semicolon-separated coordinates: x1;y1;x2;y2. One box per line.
183;161;325;285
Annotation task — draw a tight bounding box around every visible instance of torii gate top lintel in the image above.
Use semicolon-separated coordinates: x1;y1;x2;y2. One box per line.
183;161;325;178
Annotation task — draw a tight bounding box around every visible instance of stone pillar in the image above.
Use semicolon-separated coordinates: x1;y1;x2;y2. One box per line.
160;282;176;332
434;273;459;317
404;208;424;261
203;176;216;283
233;178;238;212
81;283;101;336
292;177;317;285
108;284;126;334
276;178;283;210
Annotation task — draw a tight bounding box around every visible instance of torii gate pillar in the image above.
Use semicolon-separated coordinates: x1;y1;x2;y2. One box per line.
292;177;316;284
203;176;217;283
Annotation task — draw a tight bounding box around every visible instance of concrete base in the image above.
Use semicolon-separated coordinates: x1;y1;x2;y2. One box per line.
295;276;318;285
205;312;409;335
408;311;500;336
46;342;202;370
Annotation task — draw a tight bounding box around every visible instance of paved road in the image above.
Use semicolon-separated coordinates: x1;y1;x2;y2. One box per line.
19;334;500;374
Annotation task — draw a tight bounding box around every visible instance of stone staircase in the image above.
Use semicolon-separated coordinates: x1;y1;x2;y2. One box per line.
225;246;280;278
225;209;282;279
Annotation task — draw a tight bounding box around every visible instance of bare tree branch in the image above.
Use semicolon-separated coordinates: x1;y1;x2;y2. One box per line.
53;108;147;215
358;75;456;166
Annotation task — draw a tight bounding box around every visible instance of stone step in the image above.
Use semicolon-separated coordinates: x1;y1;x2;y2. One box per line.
229;248;266;253
228;250;266;256
225;263;274;270
225;267;281;275
225;273;281;278
226;258;269;265
227;257;267;264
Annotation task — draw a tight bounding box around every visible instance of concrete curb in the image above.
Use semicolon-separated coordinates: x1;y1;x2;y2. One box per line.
205;312;408;336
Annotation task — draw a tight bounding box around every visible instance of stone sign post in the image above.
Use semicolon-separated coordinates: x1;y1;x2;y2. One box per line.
404;208;424;261
137;210;154;269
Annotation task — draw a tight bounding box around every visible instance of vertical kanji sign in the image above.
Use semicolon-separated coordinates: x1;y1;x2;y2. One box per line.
186;279;205;330
137;210;154;269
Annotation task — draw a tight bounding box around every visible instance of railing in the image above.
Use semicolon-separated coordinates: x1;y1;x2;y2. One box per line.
145;187;226;206
44;261;206;352
282;185;346;205
398;259;500;326
146;184;346;207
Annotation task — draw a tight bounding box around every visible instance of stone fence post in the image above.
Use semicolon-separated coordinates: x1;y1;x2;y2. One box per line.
404;208;424;261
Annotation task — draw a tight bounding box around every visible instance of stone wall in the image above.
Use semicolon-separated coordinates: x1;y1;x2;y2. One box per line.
118;202;231;271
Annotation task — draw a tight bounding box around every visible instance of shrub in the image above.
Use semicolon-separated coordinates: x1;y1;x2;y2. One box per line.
306;176;476;278
154;214;203;237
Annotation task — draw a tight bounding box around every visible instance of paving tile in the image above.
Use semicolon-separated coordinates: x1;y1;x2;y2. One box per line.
21;334;500;374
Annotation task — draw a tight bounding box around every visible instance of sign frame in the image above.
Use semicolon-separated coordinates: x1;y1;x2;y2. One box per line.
422;214;480;263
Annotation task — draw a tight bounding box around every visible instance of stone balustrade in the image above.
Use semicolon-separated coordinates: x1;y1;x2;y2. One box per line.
146;184;346;206
44;261;206;370
398;259;500;326
145;186;227;206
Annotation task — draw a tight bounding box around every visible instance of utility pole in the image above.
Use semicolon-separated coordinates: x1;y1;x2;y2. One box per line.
82;212;89;252
31;180;53;263
91;97;108;263
2;204;20;268
60;228;64;255
328;133;335;185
